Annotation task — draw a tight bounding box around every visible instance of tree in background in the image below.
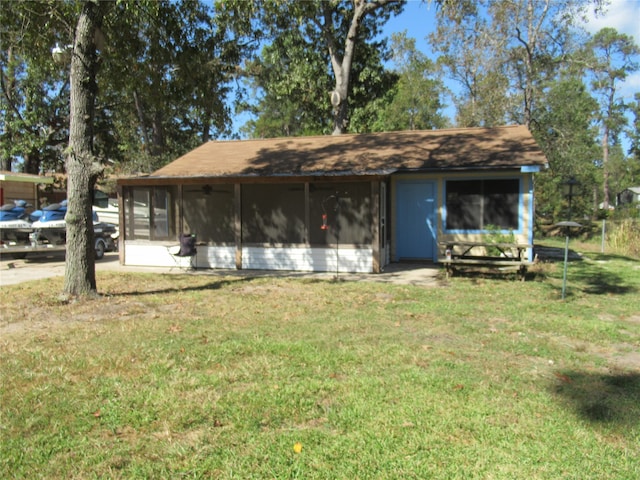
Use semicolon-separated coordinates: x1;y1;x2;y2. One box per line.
372;32;447;131
628;93;640;173
0;1;76;174
239;21;334;137
237;0;405;136
321;0;405;134
430;0;605;129
584;27;640;210
533;74;600;222
1;1;256;176
97;1;257;174
429;1;510;127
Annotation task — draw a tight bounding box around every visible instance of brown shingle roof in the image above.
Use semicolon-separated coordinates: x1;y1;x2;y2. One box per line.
147;125;547;180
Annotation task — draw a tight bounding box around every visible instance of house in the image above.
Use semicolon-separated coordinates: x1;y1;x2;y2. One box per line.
617;186;640;208
0;171;55;210
116;125;548;273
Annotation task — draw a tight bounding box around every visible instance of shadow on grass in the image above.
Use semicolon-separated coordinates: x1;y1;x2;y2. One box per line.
534;245;639;297
102;271;341;298
444;268;528;282
534;245;584;262
550;370;640;427
104;274;257;297
570;260;638;295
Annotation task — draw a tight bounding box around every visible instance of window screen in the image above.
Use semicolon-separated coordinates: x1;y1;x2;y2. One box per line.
183;185;234;243
446;179;519;230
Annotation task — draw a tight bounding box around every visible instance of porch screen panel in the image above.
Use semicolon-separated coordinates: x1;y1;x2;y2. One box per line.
309;182;372;245
131;188;150;239
446;179;519;230
125;187;175;240
242;184;305;244
152;188;173;239
182;185;234;243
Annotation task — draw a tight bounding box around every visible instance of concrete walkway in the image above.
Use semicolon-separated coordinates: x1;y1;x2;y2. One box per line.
0;252;442;287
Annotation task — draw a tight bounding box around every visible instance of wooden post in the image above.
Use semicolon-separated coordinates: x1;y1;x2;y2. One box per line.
371;181;380;273
234;183;242;270
117;186;125;265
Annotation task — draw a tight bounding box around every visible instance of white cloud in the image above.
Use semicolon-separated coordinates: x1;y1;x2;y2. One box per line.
580;0;640;100
581;0;640;43
622;71;640;99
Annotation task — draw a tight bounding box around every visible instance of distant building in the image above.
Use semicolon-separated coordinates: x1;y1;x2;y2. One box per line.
617;186;640;208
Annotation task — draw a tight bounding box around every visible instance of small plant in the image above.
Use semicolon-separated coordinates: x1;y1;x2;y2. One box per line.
484;224;516;256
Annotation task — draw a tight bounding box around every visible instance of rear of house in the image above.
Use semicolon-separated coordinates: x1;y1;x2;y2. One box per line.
117;125;547;273
617;187;640;208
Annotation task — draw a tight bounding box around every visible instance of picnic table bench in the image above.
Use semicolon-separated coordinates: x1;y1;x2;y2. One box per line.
438;241;534;280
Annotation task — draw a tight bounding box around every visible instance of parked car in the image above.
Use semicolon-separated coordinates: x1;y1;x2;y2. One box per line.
93;222;118;259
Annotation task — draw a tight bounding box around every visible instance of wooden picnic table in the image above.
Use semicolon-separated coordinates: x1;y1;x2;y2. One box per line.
438;241;534;280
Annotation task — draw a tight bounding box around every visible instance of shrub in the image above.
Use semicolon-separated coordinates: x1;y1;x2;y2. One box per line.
606;218;640;258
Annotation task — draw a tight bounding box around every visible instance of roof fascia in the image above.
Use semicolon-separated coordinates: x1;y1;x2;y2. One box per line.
0;173;55;184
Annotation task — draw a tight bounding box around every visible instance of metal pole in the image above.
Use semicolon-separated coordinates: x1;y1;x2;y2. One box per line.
561;233;569;299
556;220;581;300
335;194;340;280
335;216;339;280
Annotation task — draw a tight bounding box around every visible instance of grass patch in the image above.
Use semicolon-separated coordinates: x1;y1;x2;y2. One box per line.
1;248;639;478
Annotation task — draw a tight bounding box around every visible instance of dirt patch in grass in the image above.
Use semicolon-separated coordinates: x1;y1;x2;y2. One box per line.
0;298;171;338
603;347;640;370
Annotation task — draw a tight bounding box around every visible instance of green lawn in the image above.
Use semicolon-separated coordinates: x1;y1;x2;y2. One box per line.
1;246;639;479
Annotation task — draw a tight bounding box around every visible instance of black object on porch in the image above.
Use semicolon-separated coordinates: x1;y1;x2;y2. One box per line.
169;233;197;270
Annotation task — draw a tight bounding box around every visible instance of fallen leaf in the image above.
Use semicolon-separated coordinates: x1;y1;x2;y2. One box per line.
554;372;572;383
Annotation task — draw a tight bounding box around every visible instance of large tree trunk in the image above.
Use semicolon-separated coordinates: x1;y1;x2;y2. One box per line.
23;150;41;175
63;1;106;297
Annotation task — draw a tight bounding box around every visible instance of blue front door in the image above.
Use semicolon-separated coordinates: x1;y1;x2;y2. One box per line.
396;181;436;260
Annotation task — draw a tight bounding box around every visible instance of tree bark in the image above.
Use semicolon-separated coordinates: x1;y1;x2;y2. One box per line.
326;0;399;135
63;1;106;297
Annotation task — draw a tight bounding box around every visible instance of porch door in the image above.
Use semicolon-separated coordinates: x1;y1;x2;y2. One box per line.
396;181;436;260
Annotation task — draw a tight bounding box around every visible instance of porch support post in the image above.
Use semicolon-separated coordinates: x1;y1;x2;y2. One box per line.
177;184;183;235
117;185;125;265
371;181;381;273
234;183;242;269
304;182;310;243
